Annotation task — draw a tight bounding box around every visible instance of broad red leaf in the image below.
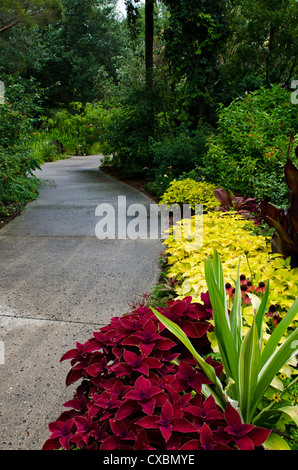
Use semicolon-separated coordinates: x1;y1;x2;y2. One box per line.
285;158;298;197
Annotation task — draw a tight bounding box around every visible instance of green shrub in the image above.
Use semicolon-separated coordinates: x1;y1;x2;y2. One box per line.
201;85;298;205
30;137;65;164
150;122;212;179
100;99;153;177
0;70;44;124
39;102;108;158
0;76;42;216
0;145;40;216
0;102;32;149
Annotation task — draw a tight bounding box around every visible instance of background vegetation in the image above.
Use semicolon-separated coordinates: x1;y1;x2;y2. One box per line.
1;0;297;219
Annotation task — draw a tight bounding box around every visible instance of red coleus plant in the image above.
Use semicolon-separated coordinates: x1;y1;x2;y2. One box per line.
43;296;270;451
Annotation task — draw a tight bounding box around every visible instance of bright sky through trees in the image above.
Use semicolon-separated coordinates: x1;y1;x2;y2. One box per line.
116;0;127;16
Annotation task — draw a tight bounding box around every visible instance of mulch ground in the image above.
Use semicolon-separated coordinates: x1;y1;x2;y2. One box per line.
0;204;23;231
100;166;160;204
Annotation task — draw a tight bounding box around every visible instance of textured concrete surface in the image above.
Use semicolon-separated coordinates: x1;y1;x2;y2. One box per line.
0;156;162;450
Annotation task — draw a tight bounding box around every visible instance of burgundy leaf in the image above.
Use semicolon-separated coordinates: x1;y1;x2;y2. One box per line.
224;404;254;437
213;188;232;206
180;440;201;450
101;435;122;450
109;419;135;440
181;320;211;338
285;158;298;198
234;435;255;450
134;429;156;450
246;426;271;447
172;418;197;434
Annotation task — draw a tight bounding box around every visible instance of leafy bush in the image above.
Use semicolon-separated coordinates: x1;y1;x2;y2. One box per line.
0;72;45;217
0;70;44;124
40;102;107;157
43;297;271;451
0;102;40;216
0;101;32;149
150;122;212;179
0;149;39;205
29;137;65;164
100;100;153;177
159;178;218;210
201;85;298;205
145;172;176;199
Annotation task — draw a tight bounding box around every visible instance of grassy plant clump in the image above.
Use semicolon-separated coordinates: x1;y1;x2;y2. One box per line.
152;250;298;449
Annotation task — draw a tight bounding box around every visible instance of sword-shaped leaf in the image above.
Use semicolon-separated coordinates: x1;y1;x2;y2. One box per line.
238;317;261;423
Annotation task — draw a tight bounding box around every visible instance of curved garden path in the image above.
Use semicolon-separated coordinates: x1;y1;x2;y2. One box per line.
0;155;162;450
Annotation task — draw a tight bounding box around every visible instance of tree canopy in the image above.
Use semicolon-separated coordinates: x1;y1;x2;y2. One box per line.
0;0;64;33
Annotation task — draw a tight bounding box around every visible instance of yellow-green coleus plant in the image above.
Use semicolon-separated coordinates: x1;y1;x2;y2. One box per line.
159;178;219;210
163;211;298;328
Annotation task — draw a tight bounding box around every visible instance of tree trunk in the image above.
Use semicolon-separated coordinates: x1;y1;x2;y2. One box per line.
145;0;154;135
145;0;154;93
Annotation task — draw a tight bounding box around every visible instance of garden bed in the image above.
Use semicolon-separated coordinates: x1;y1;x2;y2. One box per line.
42;158;298;451
0;203;26;230
42;204;298;450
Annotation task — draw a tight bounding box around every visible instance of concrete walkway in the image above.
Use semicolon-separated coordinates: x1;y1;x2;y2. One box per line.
0;155;162;450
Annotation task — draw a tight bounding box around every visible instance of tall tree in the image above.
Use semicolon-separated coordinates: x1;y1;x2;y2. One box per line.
0;0;63;33
161;0;229;125
125;0;154;94
145;0;154;94
0;0;126;106
222;0;298;90
125;0;155;136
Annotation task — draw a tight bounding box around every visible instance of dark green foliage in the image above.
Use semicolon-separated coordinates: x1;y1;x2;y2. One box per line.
100;99;153;177
201;85;298;204
162;0;229;126
0;0;126;107
217;0;298;106
0;0;64;34
0;75;42;216
150;121;212;179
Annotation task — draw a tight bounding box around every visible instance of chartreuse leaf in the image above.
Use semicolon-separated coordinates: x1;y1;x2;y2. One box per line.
254;405;298;429
150;307;227;409
278;406;298;426
263;432;291;450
